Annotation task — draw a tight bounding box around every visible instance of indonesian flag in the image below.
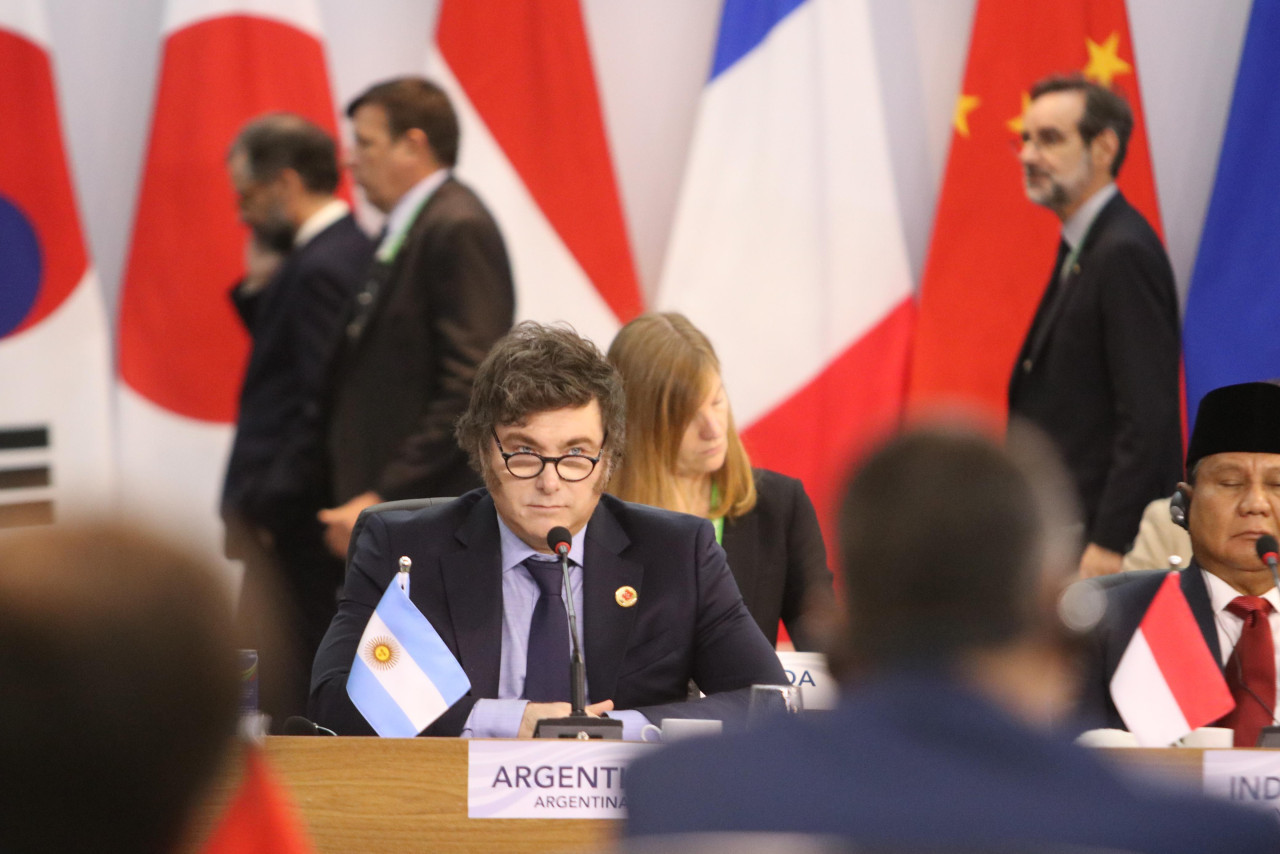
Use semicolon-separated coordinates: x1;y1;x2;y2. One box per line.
201;748;315;854
116;0;341;570
907;0;1163;420
657;0;915;549
0;0;114;527
1110;573;1233;747
428;0;643;348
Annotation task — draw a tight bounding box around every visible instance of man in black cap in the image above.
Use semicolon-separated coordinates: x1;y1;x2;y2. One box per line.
1081;381;1280;746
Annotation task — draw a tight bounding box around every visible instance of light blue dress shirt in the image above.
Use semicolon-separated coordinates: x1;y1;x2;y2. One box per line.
461;515;647;739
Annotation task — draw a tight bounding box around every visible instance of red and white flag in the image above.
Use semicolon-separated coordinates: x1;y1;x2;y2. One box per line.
116;0;340;569
0;0;114;527
657;0;915;555
428;0;643;348
201;748;315;854
1110;573;1233;746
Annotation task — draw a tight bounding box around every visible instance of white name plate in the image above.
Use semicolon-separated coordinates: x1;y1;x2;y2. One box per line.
776;651;838;710
468;740;656;819
1203;750;1280;818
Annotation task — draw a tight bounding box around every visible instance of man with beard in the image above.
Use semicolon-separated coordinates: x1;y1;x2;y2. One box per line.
222;112;373;728
1008;75;1181;578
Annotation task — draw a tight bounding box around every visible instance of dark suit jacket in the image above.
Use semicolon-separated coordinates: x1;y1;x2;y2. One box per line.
1078;564;1221;731
309;490;787;736
327;177;514;503
223;213;371;543
624;672;1280;851
1008;192;1182;553
721;469;834;649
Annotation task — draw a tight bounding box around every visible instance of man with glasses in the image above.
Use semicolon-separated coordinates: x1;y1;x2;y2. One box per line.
310;322;786;738
1009;74;1180;578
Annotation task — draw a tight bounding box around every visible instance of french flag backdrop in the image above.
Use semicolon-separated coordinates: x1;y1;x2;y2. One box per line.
658;0;915;547
0;0;113;528
115;0;340;566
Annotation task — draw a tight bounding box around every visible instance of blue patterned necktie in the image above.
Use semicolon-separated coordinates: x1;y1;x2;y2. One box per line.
523;557;571;702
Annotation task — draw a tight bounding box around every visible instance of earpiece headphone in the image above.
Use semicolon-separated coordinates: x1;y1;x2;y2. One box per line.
1169;485;1190;531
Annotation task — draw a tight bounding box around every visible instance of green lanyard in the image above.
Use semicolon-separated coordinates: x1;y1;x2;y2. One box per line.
374;182;440;264
710;483;724;545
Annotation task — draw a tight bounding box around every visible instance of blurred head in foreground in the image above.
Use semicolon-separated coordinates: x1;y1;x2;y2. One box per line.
0;523;239;854
838;422;1082;709
620;424;1280;853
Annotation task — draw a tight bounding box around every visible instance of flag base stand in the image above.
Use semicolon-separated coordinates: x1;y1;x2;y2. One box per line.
1256;726;1280;747
533;715;623;740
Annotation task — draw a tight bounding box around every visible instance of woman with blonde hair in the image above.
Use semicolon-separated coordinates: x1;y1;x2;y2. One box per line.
607;312;833;649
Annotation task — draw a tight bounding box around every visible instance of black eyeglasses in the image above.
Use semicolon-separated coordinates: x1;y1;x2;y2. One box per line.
492;429;605;482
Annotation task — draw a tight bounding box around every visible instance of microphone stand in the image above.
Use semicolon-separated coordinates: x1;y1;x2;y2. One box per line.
534;539;623;740
1249;537;1280;747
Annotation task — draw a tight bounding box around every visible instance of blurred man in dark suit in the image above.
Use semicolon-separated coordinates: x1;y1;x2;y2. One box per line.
319;76;514;557
1009;75;1181;578
0;523;239;854
623;424;1280;852
222;113;373;727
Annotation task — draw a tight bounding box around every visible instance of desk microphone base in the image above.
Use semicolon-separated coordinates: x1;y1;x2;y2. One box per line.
533;715;624;740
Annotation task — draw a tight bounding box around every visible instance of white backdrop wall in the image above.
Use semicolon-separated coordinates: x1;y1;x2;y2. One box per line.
44;0;1251;333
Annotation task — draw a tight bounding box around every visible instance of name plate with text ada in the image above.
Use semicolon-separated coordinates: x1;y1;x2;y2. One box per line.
468;740;656;819
1203;750;1280;820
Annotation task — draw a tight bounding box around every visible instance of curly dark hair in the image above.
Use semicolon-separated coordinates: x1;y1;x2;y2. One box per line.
455;322;626;482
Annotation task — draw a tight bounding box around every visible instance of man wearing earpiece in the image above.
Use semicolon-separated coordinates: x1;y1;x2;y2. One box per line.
1081;381;1280;746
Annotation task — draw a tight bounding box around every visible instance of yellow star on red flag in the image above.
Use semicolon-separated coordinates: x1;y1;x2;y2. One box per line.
954;93;981;138
1084;31;1132;87
1006;91;1031;137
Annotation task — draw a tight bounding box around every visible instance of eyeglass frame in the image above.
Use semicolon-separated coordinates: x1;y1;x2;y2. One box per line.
491;428;606;482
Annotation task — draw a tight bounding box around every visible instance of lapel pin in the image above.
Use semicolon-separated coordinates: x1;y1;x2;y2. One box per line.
615;586;637;608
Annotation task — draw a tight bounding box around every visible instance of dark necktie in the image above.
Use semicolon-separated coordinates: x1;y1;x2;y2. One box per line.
523;557;571;702
1223;596;1275;747
1021;238;1072;372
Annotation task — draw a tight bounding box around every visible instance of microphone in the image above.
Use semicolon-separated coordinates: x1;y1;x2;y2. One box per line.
282;716;337;736
546;526;586;715
1249;535;1280;746
533;526;622;740
1256;535;1280;593
548;525;571;558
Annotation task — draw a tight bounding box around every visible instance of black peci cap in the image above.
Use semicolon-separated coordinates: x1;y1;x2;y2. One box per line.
1187;381;1280;472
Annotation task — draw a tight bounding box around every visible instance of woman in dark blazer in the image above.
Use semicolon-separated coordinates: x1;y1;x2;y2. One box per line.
606;313;834;649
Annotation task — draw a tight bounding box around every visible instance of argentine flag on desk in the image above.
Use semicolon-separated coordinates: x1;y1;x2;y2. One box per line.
347;565;470;737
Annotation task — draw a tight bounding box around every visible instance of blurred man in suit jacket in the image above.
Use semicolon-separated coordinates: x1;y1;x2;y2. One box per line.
320;77;514;557
624;424;1280;852
222;113;372;727
1009;75;1181;578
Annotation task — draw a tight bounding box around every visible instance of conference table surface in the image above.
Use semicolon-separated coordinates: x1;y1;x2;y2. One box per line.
193;737;1221;854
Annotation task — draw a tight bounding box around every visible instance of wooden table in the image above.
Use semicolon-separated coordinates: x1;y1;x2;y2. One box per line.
211;738;616;853
197;738;1247;854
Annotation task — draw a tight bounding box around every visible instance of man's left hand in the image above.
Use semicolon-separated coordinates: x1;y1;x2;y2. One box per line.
1079;543;1123;578
318;491;381;558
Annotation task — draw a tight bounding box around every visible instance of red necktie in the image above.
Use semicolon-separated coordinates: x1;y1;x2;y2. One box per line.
1223;596;1275;747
